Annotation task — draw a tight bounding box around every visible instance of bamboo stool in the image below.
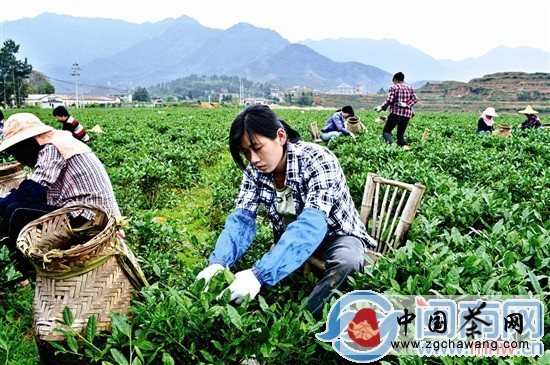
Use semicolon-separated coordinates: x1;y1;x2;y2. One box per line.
306;173;425;272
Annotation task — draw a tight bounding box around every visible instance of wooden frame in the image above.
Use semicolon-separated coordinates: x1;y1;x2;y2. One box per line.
309;122;323;143
306;173;425;271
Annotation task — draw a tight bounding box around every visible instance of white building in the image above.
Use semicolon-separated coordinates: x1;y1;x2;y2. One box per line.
25;94;120;108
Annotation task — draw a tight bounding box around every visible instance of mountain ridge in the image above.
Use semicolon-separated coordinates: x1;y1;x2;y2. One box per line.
1;13;548;95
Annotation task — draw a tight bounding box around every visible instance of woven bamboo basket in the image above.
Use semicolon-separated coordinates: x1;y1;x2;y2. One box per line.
16;204;147;348
0;161;25;195
346;116;362;134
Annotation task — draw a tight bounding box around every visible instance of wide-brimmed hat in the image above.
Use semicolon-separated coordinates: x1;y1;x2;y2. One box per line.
0;113;54;152
482;107;498;117
518;105;538;114
492;124;513;137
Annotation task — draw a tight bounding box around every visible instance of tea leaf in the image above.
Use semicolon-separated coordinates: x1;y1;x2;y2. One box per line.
110;348;130;365
86;315;97;342
67;335;78;353
62;306;74;326
528;270;543;294
111;312;132;338
162;352;175;365
199;350;214;363
223;268;236;284
226;305;242;330
258;295;269;311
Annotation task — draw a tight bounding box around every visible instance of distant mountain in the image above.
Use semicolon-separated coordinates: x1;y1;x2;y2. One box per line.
1;13;547;95
298;38;549;82
231;44;389;92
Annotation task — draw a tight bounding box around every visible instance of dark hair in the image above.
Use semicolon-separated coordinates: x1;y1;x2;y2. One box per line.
52;106;69;117
341;105;354;117
229;104;300;169
0;110;4;120
393;72;405;82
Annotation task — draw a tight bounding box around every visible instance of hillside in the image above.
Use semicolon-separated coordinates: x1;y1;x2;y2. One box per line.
416;72;550;113
314;72;550;114
1;14;548;94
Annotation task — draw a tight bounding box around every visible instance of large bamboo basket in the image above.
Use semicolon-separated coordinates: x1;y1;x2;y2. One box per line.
0;161;25;194
16;204;147;346
346;116;362;134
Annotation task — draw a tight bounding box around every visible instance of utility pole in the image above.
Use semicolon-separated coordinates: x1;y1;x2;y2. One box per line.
239;79;244;105
71;63;81;108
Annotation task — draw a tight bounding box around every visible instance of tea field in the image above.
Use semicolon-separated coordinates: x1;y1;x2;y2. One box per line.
0;106;548;364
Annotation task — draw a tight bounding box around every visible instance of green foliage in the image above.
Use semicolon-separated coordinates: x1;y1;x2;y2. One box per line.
148;74;282;102
26;70;55;94
51;270;337;364
0;284;36;364
132;87;150;102
0;39;33;108
1;107;548;364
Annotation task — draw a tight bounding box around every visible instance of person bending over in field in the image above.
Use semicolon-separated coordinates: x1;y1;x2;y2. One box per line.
476;107;498;134
52;106;91;143
0;113;119;287
518;105;542;130
320;105;356;142
196;104;375;320
375;72;418;150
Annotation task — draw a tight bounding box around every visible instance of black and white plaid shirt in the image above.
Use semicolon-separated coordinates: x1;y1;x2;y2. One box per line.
235;141;371;245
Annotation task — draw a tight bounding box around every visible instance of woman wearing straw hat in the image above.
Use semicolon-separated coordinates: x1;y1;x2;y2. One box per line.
476;107;498;134
0;113;120;287
518;105;542;130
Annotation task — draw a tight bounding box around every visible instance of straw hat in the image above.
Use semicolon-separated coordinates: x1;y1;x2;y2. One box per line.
518;105;538;114
492;124;513;137
482;107;498;117
0;113;53;152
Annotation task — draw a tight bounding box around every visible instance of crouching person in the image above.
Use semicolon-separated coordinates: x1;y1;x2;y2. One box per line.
196;105;374;320
0;113;120;286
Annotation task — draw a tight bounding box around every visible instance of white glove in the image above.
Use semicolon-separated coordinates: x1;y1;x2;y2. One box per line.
398;102;408;108
375;105;383;112
217;269;261;304
196;263;225;284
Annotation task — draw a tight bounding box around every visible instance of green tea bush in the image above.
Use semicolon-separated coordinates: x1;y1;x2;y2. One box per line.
0;107;548;364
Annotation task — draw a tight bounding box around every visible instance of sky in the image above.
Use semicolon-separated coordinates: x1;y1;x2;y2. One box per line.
1;0;549;62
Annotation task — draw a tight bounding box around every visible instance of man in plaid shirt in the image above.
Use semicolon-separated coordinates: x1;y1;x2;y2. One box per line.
376;72;418;149
0;113;119;283
197;105;375;320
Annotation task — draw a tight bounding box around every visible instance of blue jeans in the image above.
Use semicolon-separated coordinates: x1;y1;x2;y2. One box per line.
305;235;365;320
320;131;341;142
1;202;59;278
382;114;410;146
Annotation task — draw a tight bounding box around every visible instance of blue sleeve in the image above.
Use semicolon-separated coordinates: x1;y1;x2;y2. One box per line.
208;208;257;268
252;207;327;286
335;114;351;136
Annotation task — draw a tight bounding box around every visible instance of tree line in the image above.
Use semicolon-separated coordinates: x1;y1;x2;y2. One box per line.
0;39;55;108
1;39;315;108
